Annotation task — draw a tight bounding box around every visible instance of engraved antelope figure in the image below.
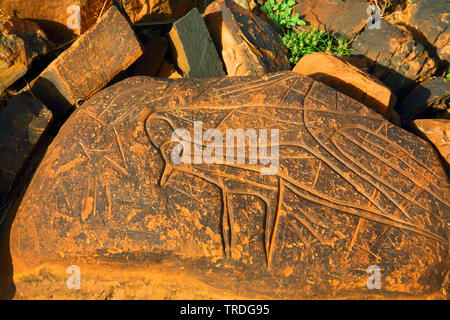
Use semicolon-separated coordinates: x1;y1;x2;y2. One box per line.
143;74;449;268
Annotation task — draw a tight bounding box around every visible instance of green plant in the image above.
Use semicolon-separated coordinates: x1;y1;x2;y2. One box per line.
262;0;352;65
281;28;352;64
445;66;450;81
261;0;306;29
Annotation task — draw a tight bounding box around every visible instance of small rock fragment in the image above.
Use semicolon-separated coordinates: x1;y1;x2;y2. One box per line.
0;15;50;95
29;7;143;118
157;60;182;78
293;52;397;119
204;0;290;76
396;78;449;122
169;8;225;78
0;92;52;199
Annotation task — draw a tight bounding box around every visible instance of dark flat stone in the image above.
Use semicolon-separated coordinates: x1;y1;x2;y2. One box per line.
0;92;52;199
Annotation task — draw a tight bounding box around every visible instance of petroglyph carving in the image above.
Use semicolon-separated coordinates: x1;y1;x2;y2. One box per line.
10;72;449;298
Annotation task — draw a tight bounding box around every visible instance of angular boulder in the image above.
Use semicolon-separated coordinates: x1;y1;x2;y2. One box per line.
169;8;225;78
293;52;397;119
0;15;50;95
6;72;449;299
204;0;290;76
393;0;449;62
0;0;114;43
157;59;182;78
351;20;438;96
29;7;143;118
0;92;52;201
118;0;195;24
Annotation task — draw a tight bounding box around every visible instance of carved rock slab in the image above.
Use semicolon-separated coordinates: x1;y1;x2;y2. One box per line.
8;72;449;299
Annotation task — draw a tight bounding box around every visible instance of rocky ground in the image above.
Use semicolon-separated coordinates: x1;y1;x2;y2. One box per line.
0;0;448;299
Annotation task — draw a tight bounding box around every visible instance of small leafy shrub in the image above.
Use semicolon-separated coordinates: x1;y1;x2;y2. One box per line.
262;0;352;65
261;0;306;29
282;28;352;64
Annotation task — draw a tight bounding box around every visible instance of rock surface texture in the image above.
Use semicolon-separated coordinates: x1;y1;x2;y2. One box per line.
120;0;195;24
204;0;290;76
394;0;449;63
7;72;449;299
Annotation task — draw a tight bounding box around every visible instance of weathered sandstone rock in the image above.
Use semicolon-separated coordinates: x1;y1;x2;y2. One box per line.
119;0;195;24
0;15;50;95
204;0;290;76
0;92;52;200
293;52;397;119
157;59;182;78
352;20;437;96
29;7;143;118
6;72;449;299
292;0;368;39
0;0;114;43
392;0;449;62
169;8;225;78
